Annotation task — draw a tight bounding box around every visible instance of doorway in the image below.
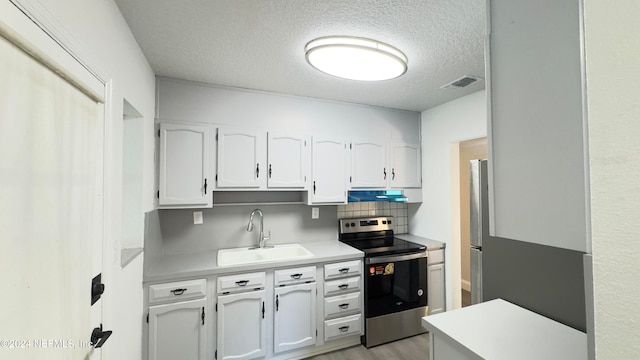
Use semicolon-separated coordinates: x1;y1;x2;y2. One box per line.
451;137;487;308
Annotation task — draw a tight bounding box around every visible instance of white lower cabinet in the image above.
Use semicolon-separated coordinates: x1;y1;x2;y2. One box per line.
322;260;364;343
147;279;207;360
428;249;446;315
217;273;267;360
274;282;317;353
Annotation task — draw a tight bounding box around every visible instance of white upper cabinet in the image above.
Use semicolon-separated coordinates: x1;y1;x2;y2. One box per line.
309;136;347;204
158;122;212;208
216;127;265;188
389;142;422;188
349;139;387;188
267;132;310;189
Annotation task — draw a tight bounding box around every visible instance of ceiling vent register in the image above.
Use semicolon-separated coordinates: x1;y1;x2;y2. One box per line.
440;75;481;90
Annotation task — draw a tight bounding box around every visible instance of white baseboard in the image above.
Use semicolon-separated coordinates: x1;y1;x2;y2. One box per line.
461;279;471;292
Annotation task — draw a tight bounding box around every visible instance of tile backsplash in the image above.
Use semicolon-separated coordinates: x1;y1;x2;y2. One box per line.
337;202;409;234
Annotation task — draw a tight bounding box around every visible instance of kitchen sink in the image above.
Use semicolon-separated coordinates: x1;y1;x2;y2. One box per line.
217;243;314;267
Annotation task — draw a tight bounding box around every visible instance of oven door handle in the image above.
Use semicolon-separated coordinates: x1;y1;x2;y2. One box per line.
365;251;427;264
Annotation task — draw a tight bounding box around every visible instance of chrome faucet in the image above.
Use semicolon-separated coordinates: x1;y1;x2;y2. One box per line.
246;209;270;248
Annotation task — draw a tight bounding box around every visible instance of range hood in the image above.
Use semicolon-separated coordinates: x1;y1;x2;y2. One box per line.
348;190;408;203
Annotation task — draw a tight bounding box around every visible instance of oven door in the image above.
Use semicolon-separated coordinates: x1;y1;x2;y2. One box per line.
364;252;428;318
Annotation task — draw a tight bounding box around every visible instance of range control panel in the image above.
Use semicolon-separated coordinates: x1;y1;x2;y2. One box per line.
339;216;394;234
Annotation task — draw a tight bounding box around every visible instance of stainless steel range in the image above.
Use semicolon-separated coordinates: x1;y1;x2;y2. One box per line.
338;216;428;348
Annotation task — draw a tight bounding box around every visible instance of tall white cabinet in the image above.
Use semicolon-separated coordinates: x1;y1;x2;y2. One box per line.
158;122;212;208
487;0;587;252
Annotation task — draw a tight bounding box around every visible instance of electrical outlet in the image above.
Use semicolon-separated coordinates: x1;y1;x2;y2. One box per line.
193;211;203;225
311;207;319;219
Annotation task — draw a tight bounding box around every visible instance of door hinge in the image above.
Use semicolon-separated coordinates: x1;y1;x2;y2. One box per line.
216;133;218;141
201;306;205;325
350;143;352;149
156;190;159;199
215;350;217;359
349;176;352;183
146;313;149;323
316;329;318;336
215;303;218;312
91;273;105;306
157;129;160;137
215;174;218;182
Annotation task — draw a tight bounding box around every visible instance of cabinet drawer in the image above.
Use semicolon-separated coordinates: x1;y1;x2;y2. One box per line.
324;314;362;341
148;279;206;304
274;266;316;286
428;249;444;265
324;276;361;296
324;292;361;319
217;272;266;294
324;260;362;280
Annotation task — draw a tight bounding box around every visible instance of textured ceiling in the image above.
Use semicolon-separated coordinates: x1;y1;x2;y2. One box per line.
114;0;486;112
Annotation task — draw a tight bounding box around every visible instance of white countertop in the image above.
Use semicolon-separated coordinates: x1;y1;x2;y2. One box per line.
144;240;364;282
422;299;588;360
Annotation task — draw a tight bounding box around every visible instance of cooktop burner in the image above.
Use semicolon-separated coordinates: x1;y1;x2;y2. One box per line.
338;216;426;257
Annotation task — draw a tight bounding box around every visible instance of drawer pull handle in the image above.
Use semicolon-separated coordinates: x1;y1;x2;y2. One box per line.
338;284;349;290
338;303;349;309
236;280;249;287
290;273;303;280
171;288;187;295
338;268;349;274
338;326;350;333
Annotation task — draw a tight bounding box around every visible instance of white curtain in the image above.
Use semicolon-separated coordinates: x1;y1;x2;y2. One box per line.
0;32;101;359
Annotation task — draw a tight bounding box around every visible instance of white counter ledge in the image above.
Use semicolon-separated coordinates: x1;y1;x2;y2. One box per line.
144;240;364;282
421;299;587;360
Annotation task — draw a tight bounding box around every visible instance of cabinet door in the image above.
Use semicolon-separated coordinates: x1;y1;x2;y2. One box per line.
428;263;446;315
217;290;267;360
274;282;317;353
267;132;309;188
148;298;206;360
311;136;347;203
216;127;265;188
390;142;421;188
158;122;211;207
350;139;387;188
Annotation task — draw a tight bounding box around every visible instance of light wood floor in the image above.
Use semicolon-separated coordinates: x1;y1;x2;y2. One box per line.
305;333;430;360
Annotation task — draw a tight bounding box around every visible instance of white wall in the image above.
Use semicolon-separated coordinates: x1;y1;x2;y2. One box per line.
409;90;486;311
33;1;156;358
584;1;640;358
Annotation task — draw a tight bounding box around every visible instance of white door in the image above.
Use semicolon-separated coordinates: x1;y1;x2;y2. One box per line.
217;127;265;188
390;142;422;188
274;282;317;353
0;27;105;360
350;139;387;188
158;122;211;207
267;132;309;188
148;299;207;360
311;137;346;203
217;290;267;360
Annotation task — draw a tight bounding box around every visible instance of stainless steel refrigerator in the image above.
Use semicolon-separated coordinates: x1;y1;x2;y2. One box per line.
469;159;489;305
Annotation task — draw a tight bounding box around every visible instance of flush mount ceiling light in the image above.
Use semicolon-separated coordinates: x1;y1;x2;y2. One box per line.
305;36;408;81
